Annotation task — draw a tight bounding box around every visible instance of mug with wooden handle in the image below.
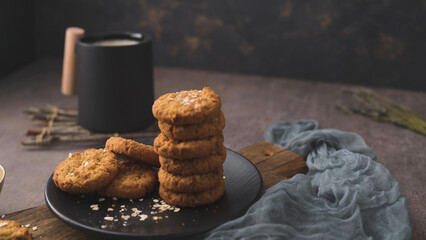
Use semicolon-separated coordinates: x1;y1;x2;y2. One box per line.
61;27;154;133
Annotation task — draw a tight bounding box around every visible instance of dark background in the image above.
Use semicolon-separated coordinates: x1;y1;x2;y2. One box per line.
0;0;35;79
1;0;426;91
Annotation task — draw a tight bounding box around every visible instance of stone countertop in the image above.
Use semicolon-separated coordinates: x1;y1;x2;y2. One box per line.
0;58;425;239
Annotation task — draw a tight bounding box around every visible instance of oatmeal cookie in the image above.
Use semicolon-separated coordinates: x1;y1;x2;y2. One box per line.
159;167;223;193
158;111;225;140
99;160;158;199
159;147;226;176
53;149;118;194
154;133;224;160
152;87;221;125
159;179;225;207
0;220;32;240
105;137;160;167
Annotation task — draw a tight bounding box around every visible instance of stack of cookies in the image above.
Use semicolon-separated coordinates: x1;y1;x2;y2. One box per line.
152;87;226;207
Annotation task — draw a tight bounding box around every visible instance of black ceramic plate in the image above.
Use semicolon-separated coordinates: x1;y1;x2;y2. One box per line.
45;138;262;239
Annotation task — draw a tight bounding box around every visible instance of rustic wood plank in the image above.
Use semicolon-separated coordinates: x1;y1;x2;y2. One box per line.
3;142;307;239
239;141;307;189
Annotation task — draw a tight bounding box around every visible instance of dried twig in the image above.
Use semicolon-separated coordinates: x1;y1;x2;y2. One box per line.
28;113;77;122
338;88;426;135
26;126;88;136
24;106;78;117
35;120;78;127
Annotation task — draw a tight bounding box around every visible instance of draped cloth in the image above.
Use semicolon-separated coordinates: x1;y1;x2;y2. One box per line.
207;120;411;240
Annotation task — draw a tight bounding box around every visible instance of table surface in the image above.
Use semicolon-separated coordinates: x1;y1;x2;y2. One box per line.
0;58;425;239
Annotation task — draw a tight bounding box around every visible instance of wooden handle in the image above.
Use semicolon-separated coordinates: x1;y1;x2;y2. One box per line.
61;27;85;96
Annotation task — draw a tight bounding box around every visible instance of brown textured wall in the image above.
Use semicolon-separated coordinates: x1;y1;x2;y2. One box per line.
34;0;426;91
0;0;35;79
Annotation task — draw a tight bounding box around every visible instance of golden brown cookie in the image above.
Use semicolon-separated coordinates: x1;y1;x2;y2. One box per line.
53;149;118;194
154;133;224;160
158;111;226;140
159;147;226;176
99;160;158;199
159;179;225;207
105;137;160;167
0;220;32;240
152;87;221;125
159;167;223;193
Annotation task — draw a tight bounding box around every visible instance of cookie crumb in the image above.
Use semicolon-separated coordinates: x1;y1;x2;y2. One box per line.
113;197;118;201
104;216;114;221
121;215;130;220
139;214;148;221
101;225;107;229
107;208;114;211
131;208;141;214
98;197;105;202
90;204;99;211
32;226;38;231
174;208;180;212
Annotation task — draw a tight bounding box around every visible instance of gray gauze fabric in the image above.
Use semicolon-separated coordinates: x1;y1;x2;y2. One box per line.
207;120;411;240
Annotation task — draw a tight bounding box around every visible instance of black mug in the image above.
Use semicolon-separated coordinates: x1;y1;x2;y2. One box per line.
63;29;154;133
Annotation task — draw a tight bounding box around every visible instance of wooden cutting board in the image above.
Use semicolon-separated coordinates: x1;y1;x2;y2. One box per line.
3;142;307;239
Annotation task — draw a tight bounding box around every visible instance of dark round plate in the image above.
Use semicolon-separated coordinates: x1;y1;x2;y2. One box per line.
45;138;262;239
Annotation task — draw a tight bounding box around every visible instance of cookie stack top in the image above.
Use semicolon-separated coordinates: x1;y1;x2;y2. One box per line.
152;87;221;125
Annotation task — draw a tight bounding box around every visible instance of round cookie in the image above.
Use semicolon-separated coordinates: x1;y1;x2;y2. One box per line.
105;137;160;167
159;147;226;176
53;149;118;194
159;167;223;193
158;111;226;140
0;220;32;240
152;87;221;125
99;160;158;199
154;133;224;160
159;179;225;207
